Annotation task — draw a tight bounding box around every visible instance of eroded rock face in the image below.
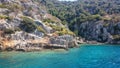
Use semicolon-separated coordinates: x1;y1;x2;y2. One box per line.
0;18;21;30
106;22;120;44
79;21;110;43
77;21;120;44
49;35;77;48
0;0;77;51
107;22;120;35
0;8;10;14
35;20;53;33
10;31;43;40
0;0;12;3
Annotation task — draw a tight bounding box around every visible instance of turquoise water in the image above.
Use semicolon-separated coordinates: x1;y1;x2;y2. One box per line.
0;44;120;68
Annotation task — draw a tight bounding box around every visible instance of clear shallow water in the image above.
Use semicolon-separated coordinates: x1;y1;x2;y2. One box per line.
0;44;120;68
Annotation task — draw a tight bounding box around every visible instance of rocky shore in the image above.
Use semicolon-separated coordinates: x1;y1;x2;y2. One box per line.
0;33;78;52
0;0;78;52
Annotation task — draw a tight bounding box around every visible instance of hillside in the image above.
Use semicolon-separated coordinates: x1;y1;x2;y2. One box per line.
0;0;120;51
0;0;77;51
42;0;120;44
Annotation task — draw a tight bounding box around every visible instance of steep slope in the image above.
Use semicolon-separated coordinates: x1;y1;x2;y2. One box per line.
0;0;76;51
43;0;120;44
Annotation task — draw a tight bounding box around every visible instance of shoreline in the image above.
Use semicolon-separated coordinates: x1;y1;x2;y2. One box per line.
1;42;120;52
0;48;68;53
0;45;79;52
79;43;120;46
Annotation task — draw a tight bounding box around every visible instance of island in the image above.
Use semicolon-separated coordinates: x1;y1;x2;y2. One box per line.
0;0;120;52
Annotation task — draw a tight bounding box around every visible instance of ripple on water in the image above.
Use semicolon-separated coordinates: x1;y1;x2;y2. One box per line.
0;45;120;68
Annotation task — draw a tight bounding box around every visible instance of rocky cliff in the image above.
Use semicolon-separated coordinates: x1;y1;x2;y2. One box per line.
0;0;76;51
41;0;120;44
77;20;120;44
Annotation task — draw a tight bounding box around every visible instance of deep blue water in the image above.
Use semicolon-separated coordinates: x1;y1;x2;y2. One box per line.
0;44;120;68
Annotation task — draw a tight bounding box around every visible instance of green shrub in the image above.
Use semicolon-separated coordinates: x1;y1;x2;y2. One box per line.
0;4;7;8
43;19;55;23
56;28;74;36
19;16;37;33
14;27;21;31
0;15;9;19
87;14;102;21
0;4;23;11
8;4;23;11
61;21;67;25
50;24;62;31
21;16;34;23
37;26;46;33
4;29;15;34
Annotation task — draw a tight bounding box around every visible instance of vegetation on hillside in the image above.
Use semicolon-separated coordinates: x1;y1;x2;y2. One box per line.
19;16;37;33
39;0;120;35
0;15;10;19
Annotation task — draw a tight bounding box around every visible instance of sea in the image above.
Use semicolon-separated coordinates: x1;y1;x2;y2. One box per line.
0;44;120;68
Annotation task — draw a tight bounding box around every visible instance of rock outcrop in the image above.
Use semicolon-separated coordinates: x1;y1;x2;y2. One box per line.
49;35;78;49
77;21;120;44
0;0;77;51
